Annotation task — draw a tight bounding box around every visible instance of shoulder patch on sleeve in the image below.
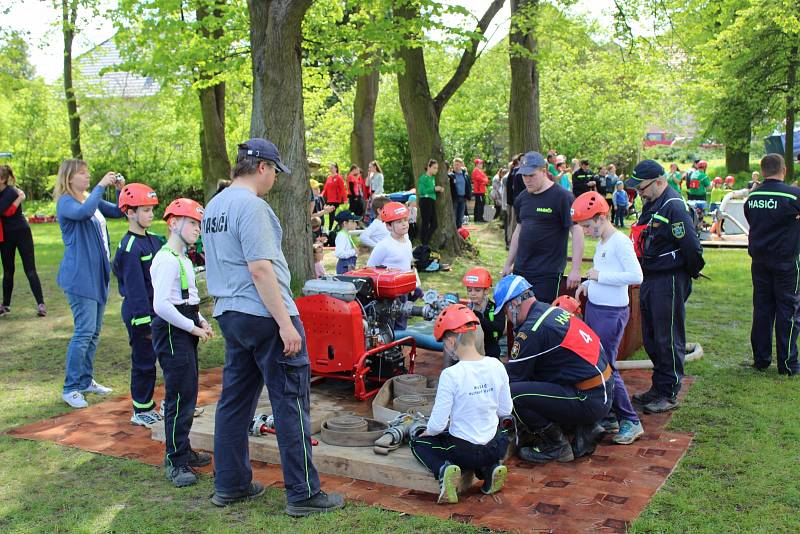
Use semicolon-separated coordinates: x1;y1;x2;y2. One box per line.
672;221;685;239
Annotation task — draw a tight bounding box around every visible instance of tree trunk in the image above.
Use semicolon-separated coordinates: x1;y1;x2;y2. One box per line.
62;0;82;158
508;0;541;155
350;66;380;172
248;0;314;288
198;83;231;202
395;0;503;256
785;45;797;181
723;102;751;174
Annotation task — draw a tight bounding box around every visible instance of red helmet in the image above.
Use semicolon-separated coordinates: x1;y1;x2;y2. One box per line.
118;183;158;212
697;160;708;170
712;177;723;185
474;158;484;165
164;198;204;222
462;267;492;289
457;227;470;240
433;304;479;341
552;295;582;315
571;191;609;222
725;175;735;184
381;201;409;222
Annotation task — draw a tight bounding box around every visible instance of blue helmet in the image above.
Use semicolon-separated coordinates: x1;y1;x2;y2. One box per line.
493;275;533;310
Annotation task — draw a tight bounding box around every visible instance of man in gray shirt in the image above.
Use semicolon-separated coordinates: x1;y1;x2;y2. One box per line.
203;138;344;516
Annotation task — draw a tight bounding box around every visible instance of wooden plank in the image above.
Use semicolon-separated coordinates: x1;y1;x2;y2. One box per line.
152;402;439;493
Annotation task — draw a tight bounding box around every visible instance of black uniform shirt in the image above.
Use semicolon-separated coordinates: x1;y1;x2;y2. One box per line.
636;186;705;277
112;231;164;325
743;179;800;262
514;184;574;276
571;168;596;197
505;301;609;385
470;298;506;359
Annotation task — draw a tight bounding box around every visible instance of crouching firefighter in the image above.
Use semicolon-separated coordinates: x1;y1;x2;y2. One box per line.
494;275;613;464
410;304;513;504
626;160;705;413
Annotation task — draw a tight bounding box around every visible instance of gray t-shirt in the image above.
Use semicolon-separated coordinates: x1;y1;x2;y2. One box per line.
202;186;298;318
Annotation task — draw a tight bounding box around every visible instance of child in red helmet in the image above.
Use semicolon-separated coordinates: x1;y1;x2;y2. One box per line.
571;191;645;445
462;267;505;360
687;160;711;202
150;198;214;487
410;304;512;504
112;183;164;428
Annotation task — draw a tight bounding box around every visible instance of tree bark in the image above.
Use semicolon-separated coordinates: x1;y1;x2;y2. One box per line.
198;83;231;202
197;0;231;203
396;0;503;256
248;0;314;288
508;0;541;155
62;0;82;158
350;66;380;173
723;100;751;174
785;45;797;181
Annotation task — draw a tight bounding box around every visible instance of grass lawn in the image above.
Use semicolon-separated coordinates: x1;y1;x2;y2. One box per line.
1;217;798;533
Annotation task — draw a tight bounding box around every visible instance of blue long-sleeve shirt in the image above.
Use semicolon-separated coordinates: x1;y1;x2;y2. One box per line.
56;186;124;303
112;231;164;325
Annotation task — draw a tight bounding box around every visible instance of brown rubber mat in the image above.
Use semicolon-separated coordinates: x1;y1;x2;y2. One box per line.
7;350;692;533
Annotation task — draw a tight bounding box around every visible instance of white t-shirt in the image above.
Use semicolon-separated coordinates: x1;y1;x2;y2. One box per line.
583;231;643;307
93;210;109;259
151;249;204;333
359;218;390;248
426;357;513;445
334;229;357;259
367;234;412;271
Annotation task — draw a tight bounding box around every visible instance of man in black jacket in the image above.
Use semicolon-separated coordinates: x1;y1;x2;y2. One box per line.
449;158;472;229
572;159;596;197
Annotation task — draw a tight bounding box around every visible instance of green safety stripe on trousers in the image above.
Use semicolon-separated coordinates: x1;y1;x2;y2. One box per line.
168;323;174;355
531;306;560;332
653;214;670;223
166;392;181;468
511;392;587;427
749;191;798;201
297;398;313;499
132;399;154;410
140;254;153;262
788;258;800;371
671;275;679;389
125;235;136;252
131;316;151;326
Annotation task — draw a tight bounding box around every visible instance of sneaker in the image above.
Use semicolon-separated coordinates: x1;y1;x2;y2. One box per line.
436;463;461;504
613;420;645;445
211;482;266;507
480;464;507;495
599;417;620;433
285;490;345;516
632;388;659;406
130;410;162;428
62;391;88;409
0;305;9;316
82;380;113;395
189;449;212;468
165;464;198;488
37;303;47;317
643;395;679;414
740;361;768;371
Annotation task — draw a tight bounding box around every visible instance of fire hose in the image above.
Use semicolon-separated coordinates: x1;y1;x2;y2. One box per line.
373;412;429;455
614;342;703;370
250;413;319;446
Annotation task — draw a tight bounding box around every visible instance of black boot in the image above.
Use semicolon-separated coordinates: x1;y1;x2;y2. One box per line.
518;423;574;464
572;423;605;458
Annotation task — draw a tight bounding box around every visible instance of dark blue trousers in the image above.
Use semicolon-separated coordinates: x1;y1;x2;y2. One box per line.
751;259;800;374
640;271;690;397
514;271;561;305
410;429;508;480
123;301;157;413
510;381;612;430
214;312;320;503
151;307;199;468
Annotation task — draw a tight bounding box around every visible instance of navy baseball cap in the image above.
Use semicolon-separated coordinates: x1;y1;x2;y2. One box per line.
335;210;362;223
518;151;547;175
237;138;291;174
625;159;664;188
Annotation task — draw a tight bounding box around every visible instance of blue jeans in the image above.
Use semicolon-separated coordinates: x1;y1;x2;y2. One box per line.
63;292;106;394
454;197;466;228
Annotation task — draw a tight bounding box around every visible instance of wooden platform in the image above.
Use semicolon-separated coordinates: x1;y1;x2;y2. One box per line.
150;389;440;493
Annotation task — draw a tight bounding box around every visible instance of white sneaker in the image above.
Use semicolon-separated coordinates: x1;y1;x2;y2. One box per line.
62;391;88;409
130;410;162;428
82;380;113;395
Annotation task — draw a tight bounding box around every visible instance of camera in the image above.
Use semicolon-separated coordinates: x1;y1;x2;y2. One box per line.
114;173;125;183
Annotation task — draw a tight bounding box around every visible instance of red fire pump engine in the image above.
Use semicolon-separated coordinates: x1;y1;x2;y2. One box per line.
296;268;454;400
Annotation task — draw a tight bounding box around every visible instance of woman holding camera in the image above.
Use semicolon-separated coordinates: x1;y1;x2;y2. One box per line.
0;165;45;317
54;159;125;409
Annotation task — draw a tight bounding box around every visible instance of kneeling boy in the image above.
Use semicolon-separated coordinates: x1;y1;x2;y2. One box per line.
410;304;512;504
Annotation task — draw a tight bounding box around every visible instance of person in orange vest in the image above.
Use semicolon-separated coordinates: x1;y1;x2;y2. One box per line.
472;158;489;222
